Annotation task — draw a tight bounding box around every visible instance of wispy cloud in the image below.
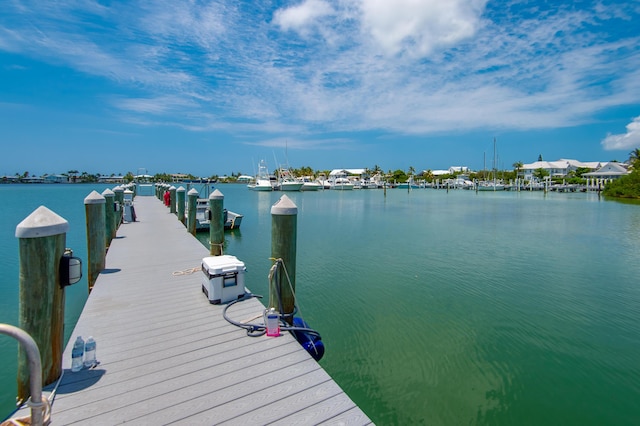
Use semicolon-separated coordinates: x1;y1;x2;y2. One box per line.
1;0;639;146
601;116;640;150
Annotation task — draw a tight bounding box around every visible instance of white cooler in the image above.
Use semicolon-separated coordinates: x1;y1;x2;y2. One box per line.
201;255;246;304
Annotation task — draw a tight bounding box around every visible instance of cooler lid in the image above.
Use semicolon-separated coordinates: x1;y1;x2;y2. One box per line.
202;255;246;274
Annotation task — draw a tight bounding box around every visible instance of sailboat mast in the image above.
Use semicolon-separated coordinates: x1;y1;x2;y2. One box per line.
493;137;497;185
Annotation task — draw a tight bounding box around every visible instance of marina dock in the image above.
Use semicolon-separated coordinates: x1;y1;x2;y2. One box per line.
20;194;371;425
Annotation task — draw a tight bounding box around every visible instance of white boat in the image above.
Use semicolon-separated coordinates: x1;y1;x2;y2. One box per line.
279;180;303;191
276;168;303;191
331;176;354;190
476;181;506;191
361;179;378;189
191;199;244;231
448;176;475;189
298;176;322;191
316;174;332;189
248;160;273;191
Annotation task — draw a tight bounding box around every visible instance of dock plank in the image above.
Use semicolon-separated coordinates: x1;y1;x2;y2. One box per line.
24;194;371;425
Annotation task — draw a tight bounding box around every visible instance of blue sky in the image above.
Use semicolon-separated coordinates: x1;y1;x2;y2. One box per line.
1;0;640;177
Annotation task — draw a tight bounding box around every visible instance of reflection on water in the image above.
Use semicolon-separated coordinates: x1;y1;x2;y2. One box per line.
210;186;640;425
1;184;639;424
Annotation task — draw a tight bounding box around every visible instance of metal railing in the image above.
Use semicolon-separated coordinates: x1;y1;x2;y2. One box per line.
0;324;45;426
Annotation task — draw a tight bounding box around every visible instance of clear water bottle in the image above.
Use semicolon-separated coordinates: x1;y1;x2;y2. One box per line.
71;336;85;372
84;336;96;368
265;308;280;337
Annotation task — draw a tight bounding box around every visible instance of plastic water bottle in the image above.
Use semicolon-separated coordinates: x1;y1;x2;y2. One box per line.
71;336;85;372
84;336;96;368
265;308;280;337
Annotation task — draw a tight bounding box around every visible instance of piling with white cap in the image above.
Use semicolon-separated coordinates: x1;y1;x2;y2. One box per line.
270;195;298;324
209;189;224;256
85;190;106;291
15;206;69;401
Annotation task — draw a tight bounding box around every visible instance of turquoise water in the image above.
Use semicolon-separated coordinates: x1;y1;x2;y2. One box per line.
2;184;640;424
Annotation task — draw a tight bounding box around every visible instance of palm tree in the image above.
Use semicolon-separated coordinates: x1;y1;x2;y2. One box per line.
629;148;640;168
513;161;523;179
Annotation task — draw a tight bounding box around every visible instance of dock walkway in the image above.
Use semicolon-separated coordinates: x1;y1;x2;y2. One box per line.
37;195;371;425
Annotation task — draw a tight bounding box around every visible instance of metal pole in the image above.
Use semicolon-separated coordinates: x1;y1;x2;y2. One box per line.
0;324;44;426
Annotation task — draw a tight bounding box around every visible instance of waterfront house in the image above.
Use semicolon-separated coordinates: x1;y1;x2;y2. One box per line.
44;174;69;183
1;175;21;183
428;166;471;176
329;168;367;178
236;175;254;183
583;162;630;180
98;175;126;184
521;159;603;180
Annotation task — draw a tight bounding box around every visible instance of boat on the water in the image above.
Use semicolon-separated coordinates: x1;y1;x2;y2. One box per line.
298;176;322;191
191;199;243;231
476;181;506;191
248;160;274;191
276;168;303;191
331;176;354;190
477;137;505;191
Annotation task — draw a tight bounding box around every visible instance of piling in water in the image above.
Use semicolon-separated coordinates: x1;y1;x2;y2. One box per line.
270;195;297;324
113;186;124;230
14;206;69;402
186;188;198;236
85;191;106;292
176;186;186;225
209;189;224;256
169;186;177;214
102;188;115;247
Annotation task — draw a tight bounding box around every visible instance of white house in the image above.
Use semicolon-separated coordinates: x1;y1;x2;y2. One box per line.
521;159;603;180
329;169;367;177
44;174;69;183
98;175;126;183
237;175;254;183
426;166;470;176
583;162;630;180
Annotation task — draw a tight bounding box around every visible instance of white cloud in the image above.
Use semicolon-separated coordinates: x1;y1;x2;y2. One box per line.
358;0;487;57
601;116;640;150
273;0;334;34
2;0;640;144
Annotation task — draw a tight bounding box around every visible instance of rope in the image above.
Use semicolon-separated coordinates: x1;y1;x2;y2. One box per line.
209;241;224;255
172;267;200;276
278;258;306;321
2;395;51;426
268;258;303;321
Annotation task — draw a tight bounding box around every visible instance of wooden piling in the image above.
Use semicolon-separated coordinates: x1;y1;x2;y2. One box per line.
85;191;106;292
113;186;124;229
209;189;224;256
169;186;177;214
14;206;69;402
176;186;186;224
102;188;115;247
186;188;198;236
270;195;297;323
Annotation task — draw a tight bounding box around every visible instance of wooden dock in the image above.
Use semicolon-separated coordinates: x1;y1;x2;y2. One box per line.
30;195;372;425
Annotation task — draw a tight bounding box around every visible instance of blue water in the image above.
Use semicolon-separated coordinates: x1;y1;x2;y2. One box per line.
2;184;640;425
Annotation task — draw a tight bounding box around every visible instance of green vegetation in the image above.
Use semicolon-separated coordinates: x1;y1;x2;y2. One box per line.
603;148;640;199
533;168;550;180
